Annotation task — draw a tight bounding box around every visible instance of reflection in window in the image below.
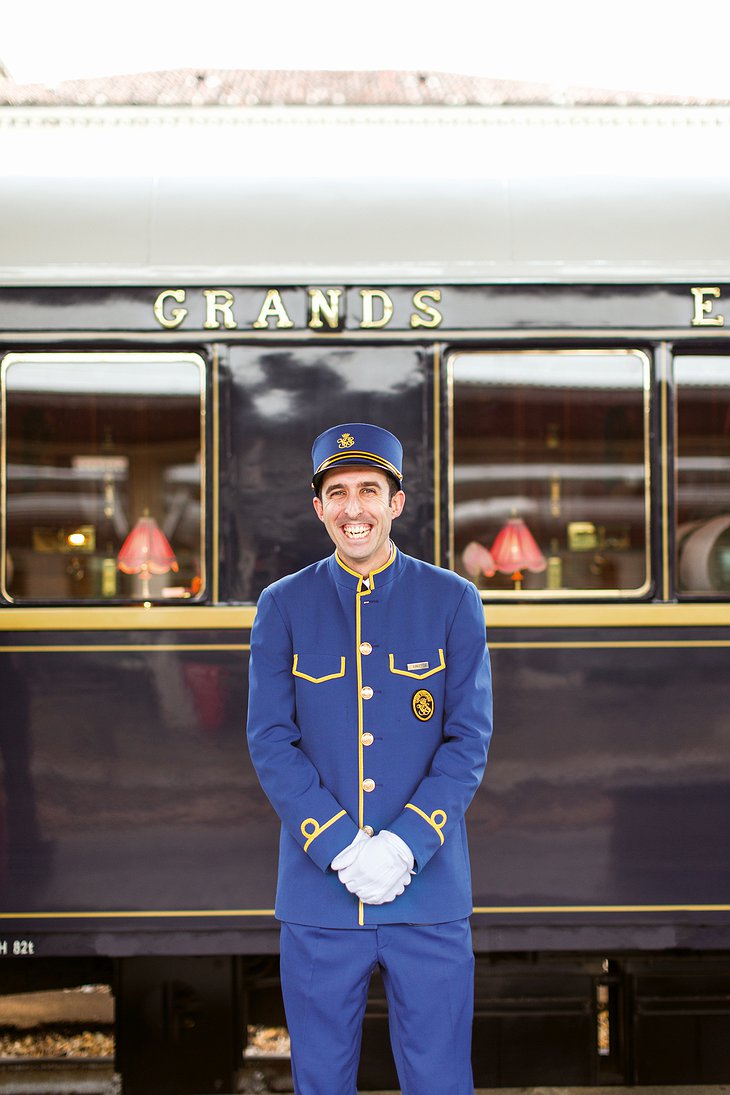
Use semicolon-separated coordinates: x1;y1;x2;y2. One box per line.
676;356;730;595
1;353;205;603
451;351;650;597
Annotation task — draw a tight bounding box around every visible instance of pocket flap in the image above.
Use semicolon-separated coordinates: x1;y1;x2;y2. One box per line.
292;653;346;683
388;649;445;679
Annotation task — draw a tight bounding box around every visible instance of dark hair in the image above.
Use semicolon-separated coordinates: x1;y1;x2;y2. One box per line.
313;469;401;501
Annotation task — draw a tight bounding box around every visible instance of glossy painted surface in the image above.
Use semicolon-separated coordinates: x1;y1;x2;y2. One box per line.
0;638;271;918
472;633;730;910
1;626;730;952
219;344;435;601
1;284;730;959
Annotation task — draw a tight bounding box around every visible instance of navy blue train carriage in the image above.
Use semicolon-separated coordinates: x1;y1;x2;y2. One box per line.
1;99;730;1092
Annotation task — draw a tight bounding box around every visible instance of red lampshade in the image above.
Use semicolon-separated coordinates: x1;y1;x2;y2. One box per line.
462;540;497;579
490;516;546;587
117;514;178;597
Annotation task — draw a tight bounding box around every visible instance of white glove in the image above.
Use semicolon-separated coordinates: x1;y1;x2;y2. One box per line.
336;830;415;905
330;827;370;871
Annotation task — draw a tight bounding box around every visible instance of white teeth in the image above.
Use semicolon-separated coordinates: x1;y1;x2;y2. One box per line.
343;524;370;538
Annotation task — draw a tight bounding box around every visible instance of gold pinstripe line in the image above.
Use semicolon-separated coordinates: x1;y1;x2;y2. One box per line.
489;639;730;650
212;344;220;604
0;909;277;920
5;902;728;921
1;644;249;653
659;342;671;601
433;343;441;567
472;904;730;914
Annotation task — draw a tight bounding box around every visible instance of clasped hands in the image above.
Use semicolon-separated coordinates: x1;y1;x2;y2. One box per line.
331;828;414;905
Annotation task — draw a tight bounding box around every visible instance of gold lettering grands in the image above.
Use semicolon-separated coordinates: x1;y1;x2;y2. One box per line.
153;287;443;331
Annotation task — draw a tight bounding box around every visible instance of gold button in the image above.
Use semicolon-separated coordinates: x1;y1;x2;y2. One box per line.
361;732;374;746
360;686;374;700
362;778;376;793
359;642;373;656
362;825;374;837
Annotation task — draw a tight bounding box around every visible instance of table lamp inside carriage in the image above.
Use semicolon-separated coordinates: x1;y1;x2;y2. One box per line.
463;514;546;591
116;510;178;599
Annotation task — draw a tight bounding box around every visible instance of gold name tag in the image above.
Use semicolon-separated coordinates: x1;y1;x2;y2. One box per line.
407;661;429;671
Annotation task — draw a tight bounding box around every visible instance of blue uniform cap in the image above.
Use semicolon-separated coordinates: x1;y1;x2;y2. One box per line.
311;423;403;490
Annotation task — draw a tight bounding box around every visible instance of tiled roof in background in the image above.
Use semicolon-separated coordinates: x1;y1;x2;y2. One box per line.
0;67;723;107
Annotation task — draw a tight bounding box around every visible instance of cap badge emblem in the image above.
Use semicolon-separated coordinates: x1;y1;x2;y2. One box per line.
412;688;435;722
337;432;355;449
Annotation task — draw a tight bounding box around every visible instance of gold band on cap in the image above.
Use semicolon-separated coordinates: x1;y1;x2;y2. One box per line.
313;448;403;482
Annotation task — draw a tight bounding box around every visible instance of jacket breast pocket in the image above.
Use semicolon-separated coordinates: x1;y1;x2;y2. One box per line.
292;653;346;683
388;648;445;679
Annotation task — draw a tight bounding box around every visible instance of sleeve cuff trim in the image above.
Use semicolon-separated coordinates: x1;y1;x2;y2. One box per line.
301;810;347;852
404;803;447;845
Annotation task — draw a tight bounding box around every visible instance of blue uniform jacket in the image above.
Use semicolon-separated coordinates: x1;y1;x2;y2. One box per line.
247;546;493;927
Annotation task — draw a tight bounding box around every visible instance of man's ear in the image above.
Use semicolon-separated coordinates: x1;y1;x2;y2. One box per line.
312;495;325;523
390;490;406;519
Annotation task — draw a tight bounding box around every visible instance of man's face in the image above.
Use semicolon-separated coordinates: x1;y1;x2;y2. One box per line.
313;466;405;575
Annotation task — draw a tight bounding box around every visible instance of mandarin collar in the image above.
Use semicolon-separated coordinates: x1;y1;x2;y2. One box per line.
329;543;401;591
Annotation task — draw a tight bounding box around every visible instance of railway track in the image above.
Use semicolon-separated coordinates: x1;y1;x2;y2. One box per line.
0;1056;728;1095
1;992;728;1093
0;1057;117;1095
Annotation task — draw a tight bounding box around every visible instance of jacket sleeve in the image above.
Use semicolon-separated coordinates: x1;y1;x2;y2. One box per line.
246;585;360;870
388;580;492;872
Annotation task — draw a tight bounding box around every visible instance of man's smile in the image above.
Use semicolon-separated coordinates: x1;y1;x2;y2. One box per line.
341;523;372;540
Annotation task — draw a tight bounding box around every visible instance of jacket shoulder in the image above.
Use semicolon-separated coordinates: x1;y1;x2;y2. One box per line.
258;557;330;604
400;553;477;598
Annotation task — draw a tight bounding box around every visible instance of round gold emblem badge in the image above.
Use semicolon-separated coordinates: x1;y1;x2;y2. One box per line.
412;688;435;722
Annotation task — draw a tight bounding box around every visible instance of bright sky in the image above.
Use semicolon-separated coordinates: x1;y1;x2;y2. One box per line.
2;0;730;97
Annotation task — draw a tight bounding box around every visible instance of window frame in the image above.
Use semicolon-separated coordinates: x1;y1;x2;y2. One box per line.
447;346;653;601
0;350;208;606
673;350;730;601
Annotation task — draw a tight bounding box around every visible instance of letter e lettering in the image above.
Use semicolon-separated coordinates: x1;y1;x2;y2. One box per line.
691;286;725;327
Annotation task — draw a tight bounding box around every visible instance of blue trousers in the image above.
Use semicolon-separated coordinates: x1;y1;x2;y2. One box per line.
280;919;475;1095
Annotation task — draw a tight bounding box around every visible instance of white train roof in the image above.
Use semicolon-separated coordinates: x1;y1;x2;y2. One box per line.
1;104;730;285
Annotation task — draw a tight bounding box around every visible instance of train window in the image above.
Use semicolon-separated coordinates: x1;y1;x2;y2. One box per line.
449;350;650;598
675;355;730;595
1;352;205;604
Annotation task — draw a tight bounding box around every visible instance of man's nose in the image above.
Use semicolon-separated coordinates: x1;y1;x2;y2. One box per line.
343;493;362;516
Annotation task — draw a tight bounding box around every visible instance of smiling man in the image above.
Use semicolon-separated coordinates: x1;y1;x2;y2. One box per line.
247;422;493;1095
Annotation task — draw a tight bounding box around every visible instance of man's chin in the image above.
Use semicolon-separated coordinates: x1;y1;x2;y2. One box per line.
337;533;374;557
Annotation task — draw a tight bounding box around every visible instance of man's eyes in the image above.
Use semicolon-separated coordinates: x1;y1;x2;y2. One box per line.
328;487;378;498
